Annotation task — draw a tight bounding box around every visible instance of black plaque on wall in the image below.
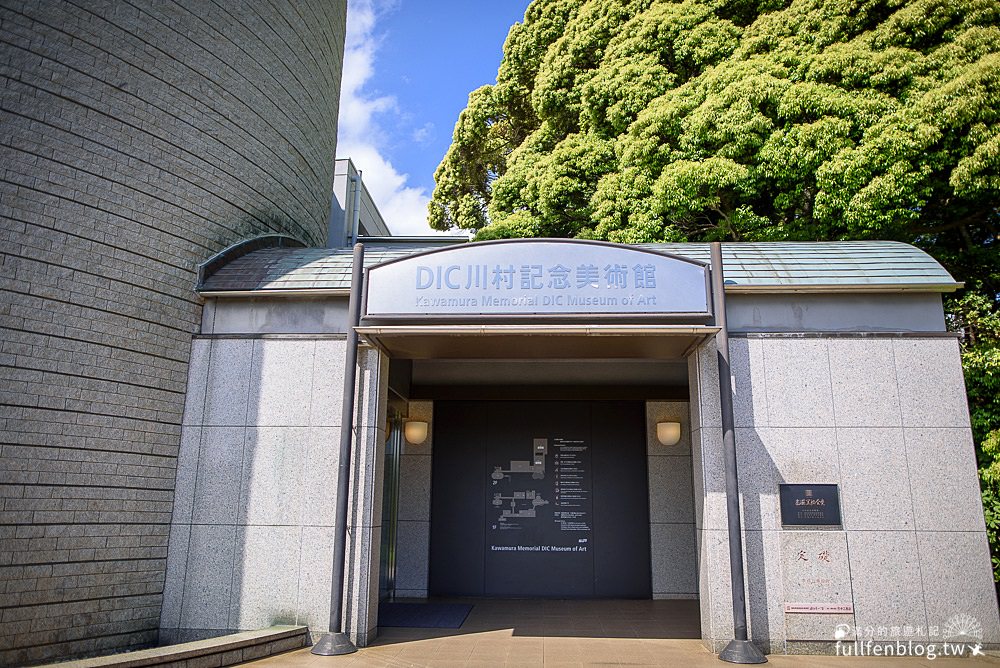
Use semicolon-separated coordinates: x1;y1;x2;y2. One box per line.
779;484;842;526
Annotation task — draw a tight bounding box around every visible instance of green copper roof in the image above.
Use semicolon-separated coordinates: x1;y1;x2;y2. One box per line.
198;240;959;294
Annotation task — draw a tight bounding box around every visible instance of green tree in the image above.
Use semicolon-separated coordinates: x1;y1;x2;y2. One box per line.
949;292;1000;579
430;0;1000;575
429;0;998;287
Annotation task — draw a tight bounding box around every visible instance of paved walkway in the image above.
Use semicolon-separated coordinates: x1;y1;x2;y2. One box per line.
245;600;1000;667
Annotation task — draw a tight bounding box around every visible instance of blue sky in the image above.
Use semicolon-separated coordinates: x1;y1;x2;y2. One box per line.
337;0;531;235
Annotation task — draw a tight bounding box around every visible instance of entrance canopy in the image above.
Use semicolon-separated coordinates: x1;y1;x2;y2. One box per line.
359;239;715;358
196;238;959;360
353;324;716;359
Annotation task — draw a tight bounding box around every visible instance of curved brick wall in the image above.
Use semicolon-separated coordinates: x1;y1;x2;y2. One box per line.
0;1;345;663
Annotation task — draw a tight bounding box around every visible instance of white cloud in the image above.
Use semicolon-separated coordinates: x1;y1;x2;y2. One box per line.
337;0;446;236
412;122;434;145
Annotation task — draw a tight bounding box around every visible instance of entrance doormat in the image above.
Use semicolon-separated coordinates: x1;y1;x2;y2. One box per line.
377;602;474;629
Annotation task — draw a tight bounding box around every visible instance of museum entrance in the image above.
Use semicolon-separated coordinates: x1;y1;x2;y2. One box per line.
355;239;714;643
429;400;651;598
371;355;702;641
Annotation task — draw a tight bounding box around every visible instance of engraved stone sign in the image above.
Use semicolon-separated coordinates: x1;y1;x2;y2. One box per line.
781;531;856;640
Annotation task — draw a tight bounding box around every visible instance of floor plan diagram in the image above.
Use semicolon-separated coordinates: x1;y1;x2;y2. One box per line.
493;489;550;519
491;438;548;481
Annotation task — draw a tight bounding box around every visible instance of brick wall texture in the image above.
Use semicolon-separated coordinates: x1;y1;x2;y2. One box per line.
0;1;346;663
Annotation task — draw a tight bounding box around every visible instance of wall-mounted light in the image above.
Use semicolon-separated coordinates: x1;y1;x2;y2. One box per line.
656;421;682;447
404;420;429;445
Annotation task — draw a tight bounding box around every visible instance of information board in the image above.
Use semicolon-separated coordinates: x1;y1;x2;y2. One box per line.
428;401;651;599
486;436;594;596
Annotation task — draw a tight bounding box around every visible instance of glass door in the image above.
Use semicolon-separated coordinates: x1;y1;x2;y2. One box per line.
378;406;403;600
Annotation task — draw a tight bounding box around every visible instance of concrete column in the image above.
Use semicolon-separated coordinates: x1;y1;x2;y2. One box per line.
343;346;389;646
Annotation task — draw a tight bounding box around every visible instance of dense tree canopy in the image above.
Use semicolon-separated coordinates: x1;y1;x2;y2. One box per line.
431;0;1000;576
429;0;998;293
950;291;1000;577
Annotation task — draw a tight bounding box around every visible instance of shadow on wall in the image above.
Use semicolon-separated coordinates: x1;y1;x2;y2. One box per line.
729;337;781;653
163;337;348;643
229;338;340;636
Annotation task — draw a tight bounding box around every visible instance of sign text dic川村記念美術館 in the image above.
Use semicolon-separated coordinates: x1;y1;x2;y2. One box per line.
363;239;710;318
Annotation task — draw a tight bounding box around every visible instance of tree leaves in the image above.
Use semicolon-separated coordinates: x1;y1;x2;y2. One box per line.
950;291;1000;578
429;0;998;278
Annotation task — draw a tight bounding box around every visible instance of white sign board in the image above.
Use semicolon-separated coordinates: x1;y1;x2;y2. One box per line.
364;240;710;318
784;603;855;614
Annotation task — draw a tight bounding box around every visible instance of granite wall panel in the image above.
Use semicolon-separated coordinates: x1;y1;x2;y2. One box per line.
646;401;698;598
162;337;382;647
695;335;998;654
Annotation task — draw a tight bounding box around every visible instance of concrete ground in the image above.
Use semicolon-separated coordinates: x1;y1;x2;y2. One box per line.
245;600;1000;667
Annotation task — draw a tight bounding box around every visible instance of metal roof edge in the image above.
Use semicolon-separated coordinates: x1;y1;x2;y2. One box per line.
198;288;351;298
359;235;469;243
724;282;963;294
199;283;962;298
196;234;307;289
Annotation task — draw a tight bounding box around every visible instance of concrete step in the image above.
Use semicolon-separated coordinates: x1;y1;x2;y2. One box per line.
41;626;308;668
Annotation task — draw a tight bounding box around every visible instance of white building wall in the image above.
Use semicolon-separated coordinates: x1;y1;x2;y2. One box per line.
691;334;1000;653
161;336;387;646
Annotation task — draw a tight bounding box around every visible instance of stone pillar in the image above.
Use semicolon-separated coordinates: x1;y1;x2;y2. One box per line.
688;336;738;652
343;346;389;646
